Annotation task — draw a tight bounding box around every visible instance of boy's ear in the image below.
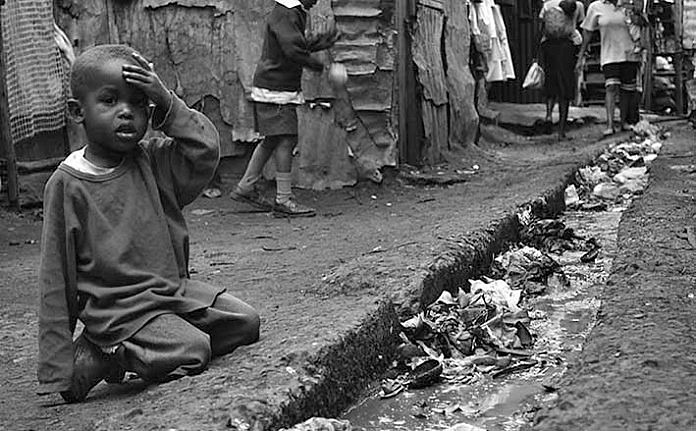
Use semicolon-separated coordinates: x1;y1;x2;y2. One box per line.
67;99;85;123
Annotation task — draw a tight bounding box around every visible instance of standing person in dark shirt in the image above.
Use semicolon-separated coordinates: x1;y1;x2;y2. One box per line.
230;0;340;217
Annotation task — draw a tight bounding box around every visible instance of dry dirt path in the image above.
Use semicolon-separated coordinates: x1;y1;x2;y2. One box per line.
1;124;611;431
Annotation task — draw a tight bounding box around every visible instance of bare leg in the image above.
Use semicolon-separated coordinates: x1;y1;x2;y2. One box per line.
271;135;315;217
620;89;639;127
272;135;296;174
558;98;570;139
236;138;278;193
545;96;556;123
604;84;618;135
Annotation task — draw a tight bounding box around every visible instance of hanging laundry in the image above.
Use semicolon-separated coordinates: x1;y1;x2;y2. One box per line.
470;0;516;82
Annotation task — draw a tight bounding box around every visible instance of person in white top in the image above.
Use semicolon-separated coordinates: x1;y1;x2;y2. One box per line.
576;0;643;136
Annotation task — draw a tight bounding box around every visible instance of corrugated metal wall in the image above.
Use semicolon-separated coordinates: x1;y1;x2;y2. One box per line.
489;0;545;104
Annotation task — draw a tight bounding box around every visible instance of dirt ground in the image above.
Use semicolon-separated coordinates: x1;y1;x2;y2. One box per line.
0;121;627;431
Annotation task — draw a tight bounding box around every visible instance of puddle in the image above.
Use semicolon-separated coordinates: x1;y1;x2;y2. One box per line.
343;208;624;431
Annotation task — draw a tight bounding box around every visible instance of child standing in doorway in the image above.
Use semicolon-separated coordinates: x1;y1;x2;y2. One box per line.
38;44;260;403
230;0;339;217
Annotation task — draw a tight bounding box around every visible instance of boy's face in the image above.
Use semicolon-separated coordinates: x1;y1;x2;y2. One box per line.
69;58;150;165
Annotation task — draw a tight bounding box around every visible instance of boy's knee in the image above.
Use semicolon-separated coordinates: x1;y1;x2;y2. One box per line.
184;332;213;367
135;333;211;381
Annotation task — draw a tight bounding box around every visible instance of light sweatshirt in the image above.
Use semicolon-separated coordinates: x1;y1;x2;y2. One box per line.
37;95;221;394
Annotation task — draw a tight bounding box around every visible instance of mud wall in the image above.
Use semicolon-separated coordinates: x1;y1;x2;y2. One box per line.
54;0;399;188
53;0;477;188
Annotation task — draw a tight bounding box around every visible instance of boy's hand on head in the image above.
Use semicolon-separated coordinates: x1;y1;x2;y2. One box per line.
122;52;172;109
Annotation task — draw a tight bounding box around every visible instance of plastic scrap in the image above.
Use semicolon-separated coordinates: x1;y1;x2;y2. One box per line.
279;417;354;431
445;423;487;431
572;122;664;207
491;245;565;289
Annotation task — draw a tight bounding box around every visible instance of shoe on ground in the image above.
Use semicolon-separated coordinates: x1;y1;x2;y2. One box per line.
273;197;316;218
230;186;274;211
60;334;117;403
602;127;615;137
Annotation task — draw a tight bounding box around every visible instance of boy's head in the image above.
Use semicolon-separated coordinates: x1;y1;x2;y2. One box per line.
68;44;151;165
299;0;319;9
559;0;577;16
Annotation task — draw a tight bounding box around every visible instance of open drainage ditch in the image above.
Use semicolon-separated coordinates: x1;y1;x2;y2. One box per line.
341;208;622;431
334;122;665;431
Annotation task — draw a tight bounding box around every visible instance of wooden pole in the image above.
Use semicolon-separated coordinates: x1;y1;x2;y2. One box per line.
0;0;20;209
396;0;409;164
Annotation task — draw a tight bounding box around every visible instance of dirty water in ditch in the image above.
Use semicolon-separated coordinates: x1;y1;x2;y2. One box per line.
342;208;625;431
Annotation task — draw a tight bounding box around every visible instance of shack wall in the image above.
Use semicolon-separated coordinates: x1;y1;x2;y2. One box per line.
54;0;399;188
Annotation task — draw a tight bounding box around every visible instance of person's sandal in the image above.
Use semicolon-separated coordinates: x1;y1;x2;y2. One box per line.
60;334;114;403
602;127;615;137
272;197;316;218
230;187;275;211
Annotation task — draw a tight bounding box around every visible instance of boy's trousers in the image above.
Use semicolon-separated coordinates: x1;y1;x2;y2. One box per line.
115;292;260;382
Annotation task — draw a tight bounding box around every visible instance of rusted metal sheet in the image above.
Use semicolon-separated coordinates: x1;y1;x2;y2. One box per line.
55;0;269;156
684;0;696;48
54;0;398;187
444;0;478;148
420;103;448;164
417;0;444;11
293;106;358;190
412;6;447;105
143;0;232;14
412;5;448;163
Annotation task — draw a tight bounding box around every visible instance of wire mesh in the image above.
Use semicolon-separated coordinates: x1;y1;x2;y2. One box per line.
1;0;68;144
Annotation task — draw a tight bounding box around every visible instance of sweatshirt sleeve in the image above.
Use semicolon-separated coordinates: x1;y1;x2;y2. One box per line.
581;1;600;32
271;9;324;71
145;92;221;208
37;173;79;394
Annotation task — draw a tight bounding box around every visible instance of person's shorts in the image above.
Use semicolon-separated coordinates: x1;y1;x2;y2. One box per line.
253;102;298;136
602;61;639;91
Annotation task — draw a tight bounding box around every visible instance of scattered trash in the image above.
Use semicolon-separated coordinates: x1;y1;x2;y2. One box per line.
369;121;664;425
613;166;647;184
279;417;354;431
592;183;622;201
201;187;222;199
564;184;580;207
444;422;487;431
191;209;216;216
380;379;405;399
491;245;565;289
408;359;443;389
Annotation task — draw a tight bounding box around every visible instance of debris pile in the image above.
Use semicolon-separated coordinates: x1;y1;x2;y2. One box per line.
379;189;610;400
380;236;587;399
567;121;664;209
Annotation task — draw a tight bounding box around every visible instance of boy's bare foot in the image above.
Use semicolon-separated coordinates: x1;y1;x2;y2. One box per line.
273;197;316;218
230;186;274;211
60;334;116;403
